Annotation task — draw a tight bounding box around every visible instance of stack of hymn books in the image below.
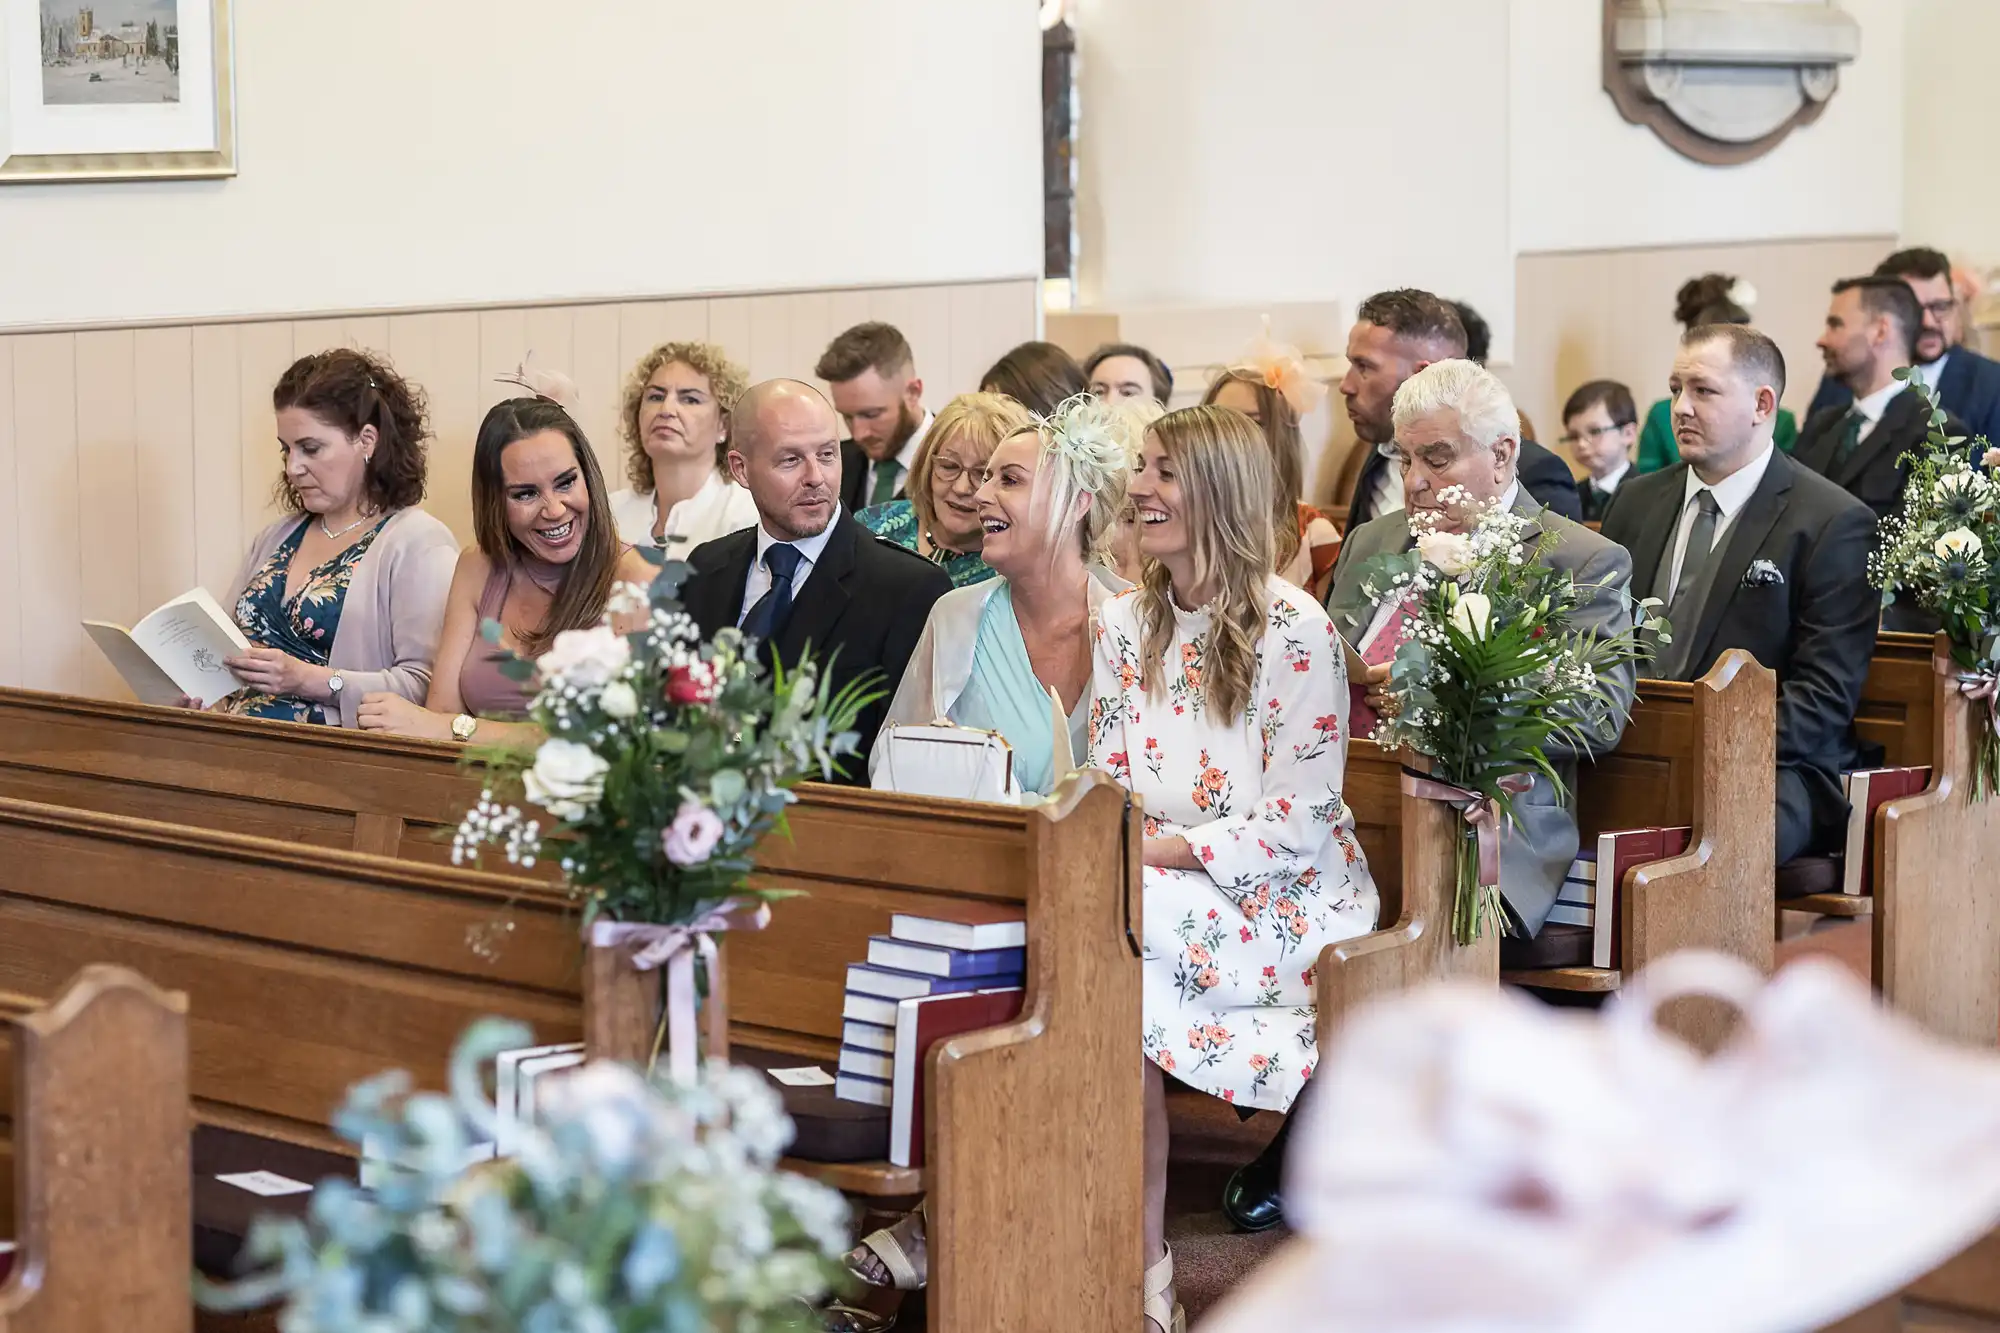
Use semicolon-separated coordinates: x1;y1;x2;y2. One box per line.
1840;767;1930;896
836;907;1026;1166
1545;827;1693;969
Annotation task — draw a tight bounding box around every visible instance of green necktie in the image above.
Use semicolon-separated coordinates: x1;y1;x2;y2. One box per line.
1832;408;1866;464
870;460;900;506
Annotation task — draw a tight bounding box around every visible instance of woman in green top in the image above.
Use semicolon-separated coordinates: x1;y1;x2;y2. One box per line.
1636;272;1799;473
857;391;1034;589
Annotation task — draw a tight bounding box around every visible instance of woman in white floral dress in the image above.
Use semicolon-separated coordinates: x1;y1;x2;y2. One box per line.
1090;404;1378;1333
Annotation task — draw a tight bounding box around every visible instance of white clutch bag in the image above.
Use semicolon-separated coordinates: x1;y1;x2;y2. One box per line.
872;721;1022;804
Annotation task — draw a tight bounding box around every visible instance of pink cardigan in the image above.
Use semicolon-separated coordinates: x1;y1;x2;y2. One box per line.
223;507;459;728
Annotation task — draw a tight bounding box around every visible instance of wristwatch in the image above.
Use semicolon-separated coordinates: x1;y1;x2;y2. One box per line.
327;673;345;698
450;714;478;742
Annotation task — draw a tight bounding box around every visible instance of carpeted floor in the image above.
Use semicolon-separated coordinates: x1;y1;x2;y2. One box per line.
1160;1089;1292;1322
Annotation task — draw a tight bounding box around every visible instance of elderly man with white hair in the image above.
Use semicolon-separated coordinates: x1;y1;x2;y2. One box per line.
1221;359;1639;1238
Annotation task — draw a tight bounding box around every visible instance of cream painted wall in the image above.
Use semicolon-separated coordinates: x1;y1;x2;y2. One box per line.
0;1;1042;329
1903;0;2000;265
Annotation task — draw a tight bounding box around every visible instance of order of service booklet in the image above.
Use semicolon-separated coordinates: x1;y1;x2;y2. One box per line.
83;588;252;708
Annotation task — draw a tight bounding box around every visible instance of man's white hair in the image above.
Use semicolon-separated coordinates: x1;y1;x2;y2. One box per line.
1390;358;1519;453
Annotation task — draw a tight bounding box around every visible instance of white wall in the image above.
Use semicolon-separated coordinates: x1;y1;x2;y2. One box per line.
1075;0;1909;362
1903;0;2000;264
1073;0;1516;349
0;0;1043;329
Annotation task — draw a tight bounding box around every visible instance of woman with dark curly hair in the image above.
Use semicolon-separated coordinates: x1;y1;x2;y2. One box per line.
206;349;459;727
608;340;760;554
1635;273;1798;473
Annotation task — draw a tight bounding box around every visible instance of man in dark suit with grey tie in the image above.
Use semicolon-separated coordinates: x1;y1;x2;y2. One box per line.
1600;325;1879;865
1805;247;2000;448
1794;276;1964;521
680;380;950;781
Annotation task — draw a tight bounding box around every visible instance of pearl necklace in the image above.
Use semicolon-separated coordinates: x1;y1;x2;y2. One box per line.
321;512;373;540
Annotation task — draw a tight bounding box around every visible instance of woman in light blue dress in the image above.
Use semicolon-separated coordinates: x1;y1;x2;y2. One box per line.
870;393;1138;798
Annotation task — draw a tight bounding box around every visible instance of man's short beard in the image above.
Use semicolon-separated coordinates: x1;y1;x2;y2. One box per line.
881;399;921;460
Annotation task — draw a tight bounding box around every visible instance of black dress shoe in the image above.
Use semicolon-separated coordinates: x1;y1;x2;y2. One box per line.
1221;1112;1291;1233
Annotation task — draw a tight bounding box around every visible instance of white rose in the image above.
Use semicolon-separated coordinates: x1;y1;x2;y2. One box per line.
599;681;639;719
522;738;609;822
1449;591;1493;640
1933;471;1991;504
536;625;630;690
1417;531;1474;577
1935;528;1984;562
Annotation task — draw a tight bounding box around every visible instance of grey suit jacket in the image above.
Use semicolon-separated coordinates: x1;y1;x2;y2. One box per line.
1322;491;1638;937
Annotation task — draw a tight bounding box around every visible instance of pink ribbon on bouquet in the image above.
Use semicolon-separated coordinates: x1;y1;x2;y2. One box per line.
588;899;772;1083
1401;771;1534;888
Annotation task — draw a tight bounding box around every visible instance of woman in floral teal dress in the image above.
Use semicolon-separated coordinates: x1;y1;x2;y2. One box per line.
857;392;1031;589
223;520;382;724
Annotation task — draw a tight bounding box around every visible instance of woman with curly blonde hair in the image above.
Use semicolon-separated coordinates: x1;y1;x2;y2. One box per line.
858;391;1033;589
608;340;760;554
1089;403;1379;1332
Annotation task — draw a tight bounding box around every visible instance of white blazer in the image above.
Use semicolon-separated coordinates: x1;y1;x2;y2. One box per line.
609;472;760;556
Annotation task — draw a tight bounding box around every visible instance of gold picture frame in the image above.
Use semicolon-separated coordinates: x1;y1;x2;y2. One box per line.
1;0;235;182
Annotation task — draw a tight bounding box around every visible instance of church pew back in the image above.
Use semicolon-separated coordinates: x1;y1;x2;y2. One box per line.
0;967;191;1333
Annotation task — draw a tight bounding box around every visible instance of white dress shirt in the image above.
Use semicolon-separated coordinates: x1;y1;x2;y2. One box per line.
1357;480;1521;655
1591;459;1631;495
1366;439;1405;518
609;472;760;555
736;507;842;626
1849;379;1906;447
866;411;933;504
1666;443;1775;595
1913;352;1951;394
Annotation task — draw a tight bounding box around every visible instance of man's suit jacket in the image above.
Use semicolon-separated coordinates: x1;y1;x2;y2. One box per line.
681;511;951;784
1345;437;1585;529
1792;387;1966;521
839;439;907;514
1579;477;1621;524
1599;450;1878;853
1807;346;2000;449
1322;491;1637;937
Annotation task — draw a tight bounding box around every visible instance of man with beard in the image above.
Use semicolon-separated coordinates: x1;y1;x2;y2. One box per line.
816;321;933;514
1795;277;1963;520
680;380;950;779
1340;289;1581;528
1806;248;2000;448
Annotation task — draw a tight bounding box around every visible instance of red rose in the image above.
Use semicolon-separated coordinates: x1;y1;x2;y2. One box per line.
666;663;718;705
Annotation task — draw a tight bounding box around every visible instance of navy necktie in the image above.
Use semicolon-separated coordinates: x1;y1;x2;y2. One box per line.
741;542;805;643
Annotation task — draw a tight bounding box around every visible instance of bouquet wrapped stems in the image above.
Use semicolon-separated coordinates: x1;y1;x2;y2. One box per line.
1452;825;1507;948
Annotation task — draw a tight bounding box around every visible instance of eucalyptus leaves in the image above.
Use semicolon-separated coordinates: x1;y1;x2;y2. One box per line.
197;1020;849;1331
452;557;876;927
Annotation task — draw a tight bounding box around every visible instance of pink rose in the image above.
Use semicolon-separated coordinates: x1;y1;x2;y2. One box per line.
1983;446;2000;472
666;662;718;706
661;798;724;866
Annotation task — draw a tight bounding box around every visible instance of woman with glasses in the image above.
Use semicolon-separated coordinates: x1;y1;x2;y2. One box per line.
856;392;1034;588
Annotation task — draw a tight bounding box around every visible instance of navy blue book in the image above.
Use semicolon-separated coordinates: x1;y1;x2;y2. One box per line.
865;935;1026;979
845;963;1024;1002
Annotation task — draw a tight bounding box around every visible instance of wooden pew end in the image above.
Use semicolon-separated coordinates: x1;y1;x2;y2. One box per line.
1501;967;1621;993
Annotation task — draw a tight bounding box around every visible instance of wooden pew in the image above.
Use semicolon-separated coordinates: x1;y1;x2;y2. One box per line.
1322;651;1777;1048
0;765;1144;1330
0;966;192;1333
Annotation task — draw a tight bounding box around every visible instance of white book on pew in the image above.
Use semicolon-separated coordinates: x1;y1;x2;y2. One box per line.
843;991;900;1027
889;906;1026;952
846;962;1022;1001
838;1045;894;1081
843;1019;896;1054
82;586;251;707
1545;853;1597;930
835;1070;893;1107
495;1041;585;1154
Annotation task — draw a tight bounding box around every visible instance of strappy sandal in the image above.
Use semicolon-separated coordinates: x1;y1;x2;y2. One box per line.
821;1207;927;1332
1144;1243;1187;1333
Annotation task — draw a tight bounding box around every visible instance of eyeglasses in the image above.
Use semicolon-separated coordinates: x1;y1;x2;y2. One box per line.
1558;423;1631;447
1919;299;1958;319
932;458;988;488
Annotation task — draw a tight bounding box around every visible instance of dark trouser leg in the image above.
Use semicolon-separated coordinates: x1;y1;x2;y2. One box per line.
1221;1080;1300;1233
1776;764;1822;866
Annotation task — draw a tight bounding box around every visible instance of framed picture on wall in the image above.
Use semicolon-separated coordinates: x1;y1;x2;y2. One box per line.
0;0;233;182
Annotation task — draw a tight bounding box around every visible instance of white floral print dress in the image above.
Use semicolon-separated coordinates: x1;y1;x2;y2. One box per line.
1088;578;1379;1112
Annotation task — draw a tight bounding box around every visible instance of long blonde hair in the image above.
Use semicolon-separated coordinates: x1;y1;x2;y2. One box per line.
1139;405;1274;724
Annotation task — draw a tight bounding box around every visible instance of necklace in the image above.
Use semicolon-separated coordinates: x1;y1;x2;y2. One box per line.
321;511;372;540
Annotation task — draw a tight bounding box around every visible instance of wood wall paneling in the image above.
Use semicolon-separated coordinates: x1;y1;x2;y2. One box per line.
0;280;1036;694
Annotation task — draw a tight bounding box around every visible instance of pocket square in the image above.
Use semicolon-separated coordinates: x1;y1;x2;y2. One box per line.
1741;559;1785;588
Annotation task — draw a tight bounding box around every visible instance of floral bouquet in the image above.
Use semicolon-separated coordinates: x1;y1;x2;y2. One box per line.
452;558;876;1074
1354;490;1665;944
1866;372;2000;797
198;1019;850;1332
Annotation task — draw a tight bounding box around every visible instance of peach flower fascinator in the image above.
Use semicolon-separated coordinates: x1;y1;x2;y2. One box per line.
1230;321;1329;418
495;352;582;417
1201;951;2000;1333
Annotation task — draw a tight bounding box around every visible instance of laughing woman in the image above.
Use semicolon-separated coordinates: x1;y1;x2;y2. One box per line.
870;393;1135;797
214;350;458;727
357;396;655;746
1091;404;1379;1333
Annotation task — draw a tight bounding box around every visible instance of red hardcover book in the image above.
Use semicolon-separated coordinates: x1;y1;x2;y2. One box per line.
888;987;1025;1169
1840;767;1932;895
1591;826;1693;970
